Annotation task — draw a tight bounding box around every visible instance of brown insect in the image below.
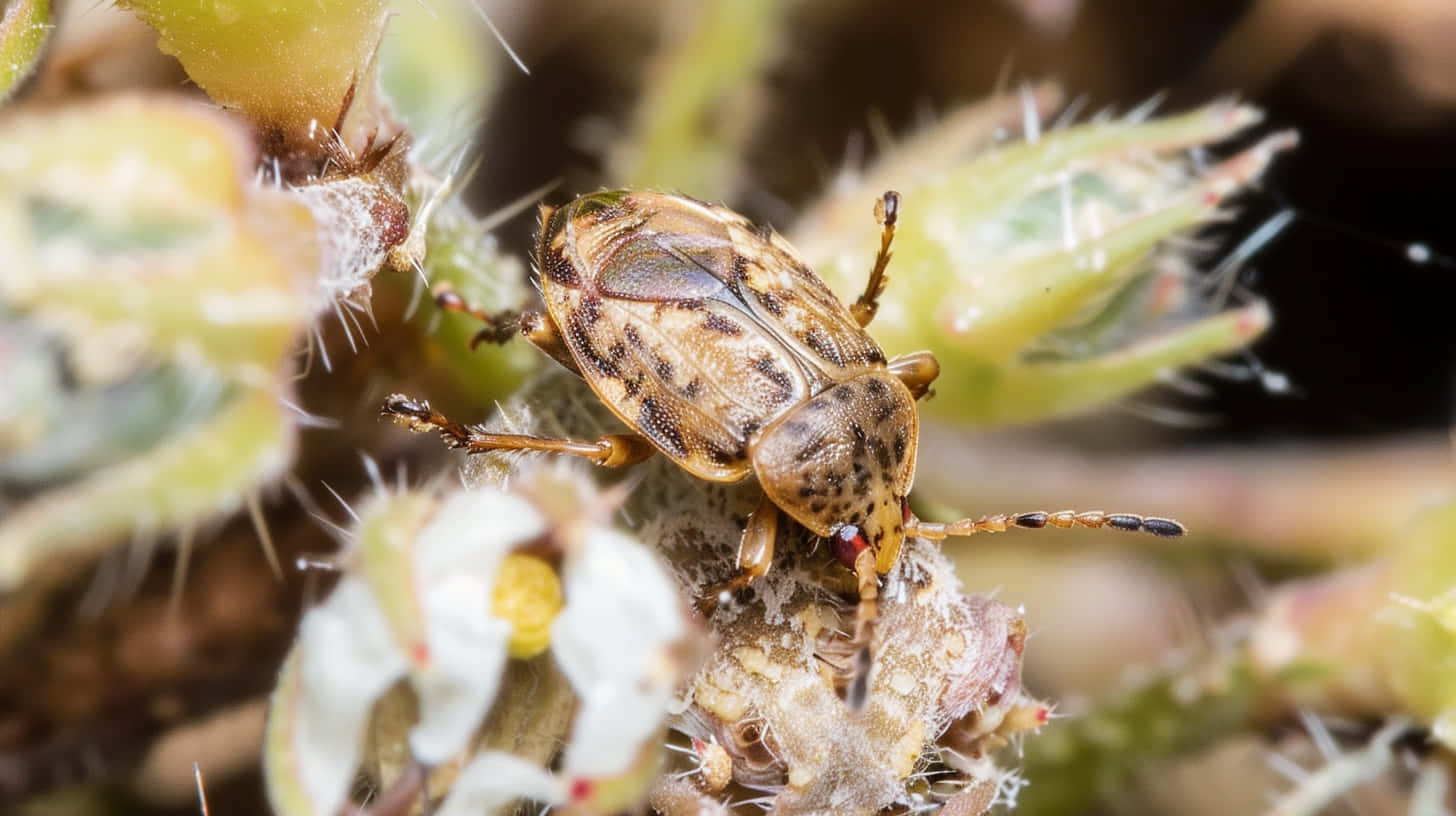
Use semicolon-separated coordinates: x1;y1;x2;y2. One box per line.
384;190;1184;662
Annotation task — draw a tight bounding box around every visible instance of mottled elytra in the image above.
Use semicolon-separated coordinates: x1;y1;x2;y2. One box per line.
384;189;1185;673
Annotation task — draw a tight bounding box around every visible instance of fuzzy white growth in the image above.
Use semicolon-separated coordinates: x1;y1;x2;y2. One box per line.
291;176;405;319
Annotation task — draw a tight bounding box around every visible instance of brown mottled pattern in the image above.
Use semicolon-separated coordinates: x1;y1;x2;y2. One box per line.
551;285;807;481
753;371;917;572
535;190;912;522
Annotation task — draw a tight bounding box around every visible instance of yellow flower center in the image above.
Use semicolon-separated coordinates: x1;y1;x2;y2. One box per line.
492;553;563;659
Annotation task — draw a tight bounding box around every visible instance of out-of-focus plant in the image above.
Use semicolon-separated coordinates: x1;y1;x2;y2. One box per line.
265;464;696;816
611;0;782;197
0;97;311;598
115;0;393;156
12;2;1446;816
0;0;48;101
794;91;1289;427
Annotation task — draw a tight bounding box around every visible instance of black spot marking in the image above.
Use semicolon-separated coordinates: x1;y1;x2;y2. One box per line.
754;357;794;396
579;295;603;324
869;436;891;471
540;248;581;286
623;373;643;398
655;358;674;379
703;312;743;335
873;391;896;423
608;342;628;362
810;500;827;513
850;424;867;458
639;397;687;457
833;385;854;402
569;319;618;378
892;430;907;464
756;289;786;317
731;254;750;283
705;444;738;466
683;378;703;399
794;435;827;463
799;486;815;498
802;328;843;366
623;324;644;348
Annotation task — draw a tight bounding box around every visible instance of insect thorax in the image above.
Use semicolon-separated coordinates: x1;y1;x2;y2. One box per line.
752;371;917;570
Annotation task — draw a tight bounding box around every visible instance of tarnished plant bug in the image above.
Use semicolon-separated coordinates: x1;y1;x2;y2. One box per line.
383;189;1185;668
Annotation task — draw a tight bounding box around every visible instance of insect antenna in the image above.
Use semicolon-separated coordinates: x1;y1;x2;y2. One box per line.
906;510;1186;540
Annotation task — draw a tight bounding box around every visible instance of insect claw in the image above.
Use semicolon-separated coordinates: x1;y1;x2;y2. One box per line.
380;394;441;433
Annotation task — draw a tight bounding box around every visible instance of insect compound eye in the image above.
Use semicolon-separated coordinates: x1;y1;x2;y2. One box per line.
901;497;912;524
831;524;870;569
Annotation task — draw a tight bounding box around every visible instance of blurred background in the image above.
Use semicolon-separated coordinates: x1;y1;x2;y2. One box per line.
3;0;1455;814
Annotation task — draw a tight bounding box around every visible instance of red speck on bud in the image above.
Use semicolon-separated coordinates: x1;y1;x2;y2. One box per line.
410;642;430;666
1235;311;1258;336
1035;706;1051;725
569;778;593;802
1203;191;1220;206
692;737;709;754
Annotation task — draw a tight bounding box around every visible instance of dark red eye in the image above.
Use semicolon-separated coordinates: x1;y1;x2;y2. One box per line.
901;497;912;524
832;524;869;569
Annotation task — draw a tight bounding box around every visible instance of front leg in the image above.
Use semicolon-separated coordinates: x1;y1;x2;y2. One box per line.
433;283;582;375
382;394;653;467
697;492;779;612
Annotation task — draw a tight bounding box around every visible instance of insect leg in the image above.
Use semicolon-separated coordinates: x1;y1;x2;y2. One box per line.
887;350;940;400
519;310;582;375
381;394;655;467
849;190;900;327
845;547;879;712
432;284;524;348
906;510;1186;539
697;493;779;610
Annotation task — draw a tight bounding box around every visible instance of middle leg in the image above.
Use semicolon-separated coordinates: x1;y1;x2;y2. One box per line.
697;492;779;612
